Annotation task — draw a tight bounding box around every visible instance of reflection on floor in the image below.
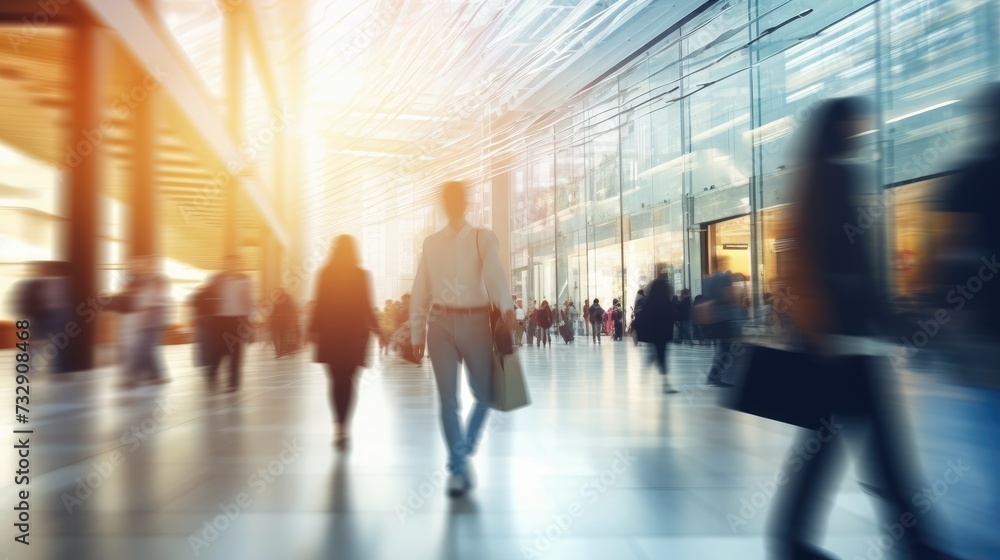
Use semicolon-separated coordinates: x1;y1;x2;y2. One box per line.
1;339;996;560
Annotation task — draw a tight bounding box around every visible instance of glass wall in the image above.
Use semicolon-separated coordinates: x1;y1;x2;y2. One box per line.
508;0;1000;314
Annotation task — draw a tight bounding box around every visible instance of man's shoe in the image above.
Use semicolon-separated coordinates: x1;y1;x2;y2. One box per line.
662;381;679;394
707;379;735;388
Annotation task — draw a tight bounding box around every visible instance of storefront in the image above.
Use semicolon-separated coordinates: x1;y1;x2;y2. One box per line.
507;0;995;314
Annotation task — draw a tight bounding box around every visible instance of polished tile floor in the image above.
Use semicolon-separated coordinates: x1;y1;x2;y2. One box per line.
1;338;997;559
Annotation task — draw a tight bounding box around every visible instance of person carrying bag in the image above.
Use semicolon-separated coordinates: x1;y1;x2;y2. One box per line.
410;181;526;498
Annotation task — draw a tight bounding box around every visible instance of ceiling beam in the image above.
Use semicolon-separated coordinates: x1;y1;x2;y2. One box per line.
77;0;289;249
243;0;286;113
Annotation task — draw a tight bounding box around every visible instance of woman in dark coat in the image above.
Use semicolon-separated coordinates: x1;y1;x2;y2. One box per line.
310;235;378;449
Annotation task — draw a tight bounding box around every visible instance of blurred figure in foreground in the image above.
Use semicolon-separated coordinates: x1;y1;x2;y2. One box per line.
768;98;953;560
410;181;515;497
208;254;253;393
311;235;378;450
637;267;678;394
935;83;1000;382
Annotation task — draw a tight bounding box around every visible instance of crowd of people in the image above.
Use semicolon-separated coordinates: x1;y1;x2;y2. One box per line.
9;89;999;558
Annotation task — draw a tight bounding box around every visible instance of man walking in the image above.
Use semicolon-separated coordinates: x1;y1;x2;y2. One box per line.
411;181;516;497
209;254;254;393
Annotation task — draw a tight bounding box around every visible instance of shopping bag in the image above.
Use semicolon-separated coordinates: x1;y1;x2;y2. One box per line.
492;348;530;411
720;344;834;430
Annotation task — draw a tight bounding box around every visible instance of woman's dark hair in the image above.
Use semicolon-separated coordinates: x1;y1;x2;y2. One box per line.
798;97;869;163
791;97;871;232
786;97;872;332
330;235;360;267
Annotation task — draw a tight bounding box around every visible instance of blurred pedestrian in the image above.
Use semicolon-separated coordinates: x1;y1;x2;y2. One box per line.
515;299;526;346
768;97;951;560
935;83;1000;381
271;288;298;357
612;299;624;341
536;300;553;347
122;255;171;387
589;298;604;345
379;299;396;356
410;181;515;497
636;268;678;393
14;261;72;374
311;235;378;450
703;260;737;386
526;300;537;346
208;254;254;393
676;288;692;344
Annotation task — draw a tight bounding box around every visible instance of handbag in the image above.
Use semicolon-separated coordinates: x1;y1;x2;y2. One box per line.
720;344;835;430
491;349;530;411
476;230;530;411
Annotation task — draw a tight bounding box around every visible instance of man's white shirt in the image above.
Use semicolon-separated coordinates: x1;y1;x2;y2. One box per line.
410;223;514;345
216;273;254;317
